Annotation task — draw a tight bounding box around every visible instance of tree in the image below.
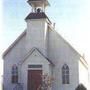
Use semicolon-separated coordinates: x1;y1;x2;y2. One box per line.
37;74;54;90
75;84;87;90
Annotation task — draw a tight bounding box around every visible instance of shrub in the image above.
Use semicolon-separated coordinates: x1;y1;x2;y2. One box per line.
75;84;87;90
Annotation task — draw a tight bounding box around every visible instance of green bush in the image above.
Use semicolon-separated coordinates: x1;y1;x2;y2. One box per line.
75;84;87;90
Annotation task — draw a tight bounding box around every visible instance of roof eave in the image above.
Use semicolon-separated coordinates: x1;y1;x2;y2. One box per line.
3;30;26;59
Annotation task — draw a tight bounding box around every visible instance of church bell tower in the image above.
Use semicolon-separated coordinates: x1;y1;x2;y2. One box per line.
27;0;50;13
25;0;51;56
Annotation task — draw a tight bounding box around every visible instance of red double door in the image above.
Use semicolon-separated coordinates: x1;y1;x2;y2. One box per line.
27;70;42;90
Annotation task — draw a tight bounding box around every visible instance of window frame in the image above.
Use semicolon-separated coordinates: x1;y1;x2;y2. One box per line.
11;65;18;84
62;64;70;84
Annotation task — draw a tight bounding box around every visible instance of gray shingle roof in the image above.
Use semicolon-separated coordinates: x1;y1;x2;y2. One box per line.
25;12;51;23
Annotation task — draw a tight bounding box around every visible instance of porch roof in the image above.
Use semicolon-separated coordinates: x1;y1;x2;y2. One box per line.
20;47;55;66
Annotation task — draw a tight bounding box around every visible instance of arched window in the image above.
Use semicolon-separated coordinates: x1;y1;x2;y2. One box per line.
62;64;70;84
12;65;18;83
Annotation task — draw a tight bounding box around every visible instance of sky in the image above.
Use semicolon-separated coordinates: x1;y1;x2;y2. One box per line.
0;0;90;88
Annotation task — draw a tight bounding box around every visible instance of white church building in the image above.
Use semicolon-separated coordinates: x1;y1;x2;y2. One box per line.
3;0;89;90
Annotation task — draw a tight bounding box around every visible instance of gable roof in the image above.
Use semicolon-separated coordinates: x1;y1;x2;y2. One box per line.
48;25;88;65
3;25;88;66
20;47;54;66
3;30;26;58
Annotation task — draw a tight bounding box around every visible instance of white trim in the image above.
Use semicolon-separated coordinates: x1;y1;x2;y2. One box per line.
3;30;26;58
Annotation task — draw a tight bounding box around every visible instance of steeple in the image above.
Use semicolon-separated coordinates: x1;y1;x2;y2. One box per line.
27;0;50;13
25;0;51;23
25;0;51;57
